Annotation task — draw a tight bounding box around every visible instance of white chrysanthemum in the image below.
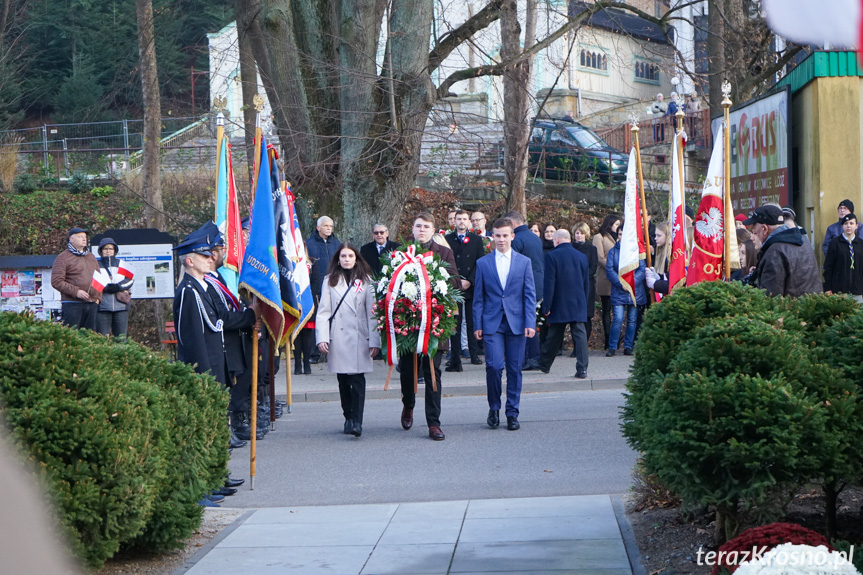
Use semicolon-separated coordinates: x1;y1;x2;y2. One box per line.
401;282;418;300
434;280;448;296
439;268;450;279
381;265;389;275
735;543;861;575
377;279;388;293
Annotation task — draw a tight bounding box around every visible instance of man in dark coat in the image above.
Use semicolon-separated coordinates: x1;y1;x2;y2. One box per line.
506;210;544;370
398;211;460;441
445;209;485;370
538;230;590;378
360;223;399;277
744;205;823;297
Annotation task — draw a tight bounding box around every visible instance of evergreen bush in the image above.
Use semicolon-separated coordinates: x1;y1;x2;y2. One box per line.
0;313;229;567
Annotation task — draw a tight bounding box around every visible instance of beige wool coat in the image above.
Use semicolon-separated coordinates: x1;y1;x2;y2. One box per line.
593;233;617;297
315;274;381;374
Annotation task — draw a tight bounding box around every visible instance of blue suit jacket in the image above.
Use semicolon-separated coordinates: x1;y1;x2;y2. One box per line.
473;250;537;334
542;243;589;324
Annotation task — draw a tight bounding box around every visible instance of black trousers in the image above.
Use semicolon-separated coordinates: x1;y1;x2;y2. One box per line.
229;369;251;412
540;322;588;374
449;299;479;366
294;328;315;369
399;353;442;427
337;373;366;425
600;296;612;349
61;302;99;331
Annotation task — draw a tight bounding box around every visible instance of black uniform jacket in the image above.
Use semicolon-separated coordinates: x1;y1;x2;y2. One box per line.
174;275;229;386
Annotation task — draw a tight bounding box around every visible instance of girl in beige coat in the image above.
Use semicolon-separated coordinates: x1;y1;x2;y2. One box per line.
592;214;621;349
316;243;381;437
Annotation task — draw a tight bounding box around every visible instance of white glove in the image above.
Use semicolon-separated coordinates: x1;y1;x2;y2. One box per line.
645;267;659;289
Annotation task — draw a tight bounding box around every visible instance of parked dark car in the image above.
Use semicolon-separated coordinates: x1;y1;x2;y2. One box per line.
527;120;628;183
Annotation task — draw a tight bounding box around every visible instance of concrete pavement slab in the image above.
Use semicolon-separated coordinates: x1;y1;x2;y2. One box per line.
449;539;630;572
457;515;622;542
245;503;398;525
378;520;464;544
390;500;469;522
464;495;612;519
217;521;390;547
183;545;374;575
359;543;456;574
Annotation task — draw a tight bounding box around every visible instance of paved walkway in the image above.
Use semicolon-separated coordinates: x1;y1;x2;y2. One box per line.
283;351;633;404
180;495;639;575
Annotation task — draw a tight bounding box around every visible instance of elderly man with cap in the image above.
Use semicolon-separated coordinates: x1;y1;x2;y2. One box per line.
822;199;863;258
744;205;822;297
51;227;101;330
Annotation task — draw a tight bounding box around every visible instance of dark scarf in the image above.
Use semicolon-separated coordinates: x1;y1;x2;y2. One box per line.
67;241;88;256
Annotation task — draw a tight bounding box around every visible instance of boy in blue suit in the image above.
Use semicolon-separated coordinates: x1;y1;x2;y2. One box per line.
473;218;537;430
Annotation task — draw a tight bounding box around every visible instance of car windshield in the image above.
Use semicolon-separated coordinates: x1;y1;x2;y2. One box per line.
565;126;605;150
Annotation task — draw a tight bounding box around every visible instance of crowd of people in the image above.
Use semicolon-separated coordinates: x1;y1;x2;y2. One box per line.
48;196;863;484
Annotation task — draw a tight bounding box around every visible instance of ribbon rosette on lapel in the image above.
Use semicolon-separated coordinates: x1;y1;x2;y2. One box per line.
373;243;463;365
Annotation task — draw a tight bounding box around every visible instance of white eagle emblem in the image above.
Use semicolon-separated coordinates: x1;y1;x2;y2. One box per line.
695;207;723;242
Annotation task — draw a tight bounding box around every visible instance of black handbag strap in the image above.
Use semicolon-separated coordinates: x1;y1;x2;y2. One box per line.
329;285;351;327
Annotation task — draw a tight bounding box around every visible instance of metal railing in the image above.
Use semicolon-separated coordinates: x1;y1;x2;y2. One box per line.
595;109;713;152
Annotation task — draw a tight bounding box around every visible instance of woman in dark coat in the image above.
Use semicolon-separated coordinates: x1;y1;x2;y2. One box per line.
95;237;134;339
571;222;598;352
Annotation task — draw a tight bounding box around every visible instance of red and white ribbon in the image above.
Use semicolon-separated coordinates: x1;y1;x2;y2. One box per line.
353;279;363;293
383;245;434;365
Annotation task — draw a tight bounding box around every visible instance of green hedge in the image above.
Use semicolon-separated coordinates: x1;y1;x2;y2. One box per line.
0;312;229;568
623;283;863;544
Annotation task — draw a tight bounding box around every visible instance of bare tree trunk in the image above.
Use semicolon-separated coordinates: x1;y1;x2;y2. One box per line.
500;0;534;215
236;0;259;190
707;0;726;110
135;0;164;231
0;0;12;49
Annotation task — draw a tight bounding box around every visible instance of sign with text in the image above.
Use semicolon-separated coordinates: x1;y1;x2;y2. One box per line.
711;88;791;211
91;243;175;299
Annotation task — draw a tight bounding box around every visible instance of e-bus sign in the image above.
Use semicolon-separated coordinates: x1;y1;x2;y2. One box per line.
712;88;791;211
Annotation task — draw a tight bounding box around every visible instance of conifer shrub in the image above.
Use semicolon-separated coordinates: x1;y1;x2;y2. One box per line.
625;281;776;449
0;313;229;567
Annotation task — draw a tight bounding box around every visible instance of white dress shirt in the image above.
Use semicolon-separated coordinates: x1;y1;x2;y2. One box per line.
495;248;511;290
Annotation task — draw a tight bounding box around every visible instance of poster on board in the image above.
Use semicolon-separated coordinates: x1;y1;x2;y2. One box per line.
711;87;791;212
90;229;176;300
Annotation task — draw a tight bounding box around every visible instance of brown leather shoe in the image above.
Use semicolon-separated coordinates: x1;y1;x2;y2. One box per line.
401;407;413;430
428;426;445;441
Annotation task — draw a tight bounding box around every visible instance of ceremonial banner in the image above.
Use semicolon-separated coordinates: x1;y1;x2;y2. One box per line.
269;147;303;345
618;148;644;305
117;260;134;280
90;269;110;293
668;131;687;292
215;136;244;295
238;135;285;342
285;183;315;338
688;128;727;285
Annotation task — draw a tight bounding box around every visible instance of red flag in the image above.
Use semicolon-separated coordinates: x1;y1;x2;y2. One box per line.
668;131;687;292
117;260;134;280
223;142;245;273
687;128;725;285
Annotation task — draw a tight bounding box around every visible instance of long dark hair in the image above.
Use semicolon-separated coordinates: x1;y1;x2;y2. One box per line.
326;243;373;287
599;214;621;239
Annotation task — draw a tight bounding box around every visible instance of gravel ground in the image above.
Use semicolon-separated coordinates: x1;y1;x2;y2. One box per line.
94;508;244;575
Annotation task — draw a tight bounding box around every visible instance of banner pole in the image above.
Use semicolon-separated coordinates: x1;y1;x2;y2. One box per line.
268;337;276;430
722;81;734;279
284;345;293;413
631;116;654;302
675;108;687;262
250;302;258;490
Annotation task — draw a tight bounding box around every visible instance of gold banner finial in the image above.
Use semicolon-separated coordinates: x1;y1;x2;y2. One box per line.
213;96;227;112
253;94;265;112
629;112;639;132
721;80;732;108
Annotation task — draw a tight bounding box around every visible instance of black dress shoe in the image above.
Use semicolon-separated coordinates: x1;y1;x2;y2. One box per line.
294;366;302;375
214;486;238;496
225;477;245;488
428;426;445;440
623;348;634;356
471;358;483;365
507;416;520;431
276;400;287;407
304;364;312;374
522;364;538;371
351;421;362;437
344;419;352;434
575;371;587;379
401;407;413;430
538;366;550;374
445;363;463;372
229;431;247;449
487;409;500;429
606;349;616;357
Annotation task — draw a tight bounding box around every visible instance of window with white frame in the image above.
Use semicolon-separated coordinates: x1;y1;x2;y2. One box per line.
579;48;608;72
634;60;661;84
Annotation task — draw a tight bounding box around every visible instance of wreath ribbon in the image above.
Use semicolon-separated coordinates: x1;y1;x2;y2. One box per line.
383;245;434;365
